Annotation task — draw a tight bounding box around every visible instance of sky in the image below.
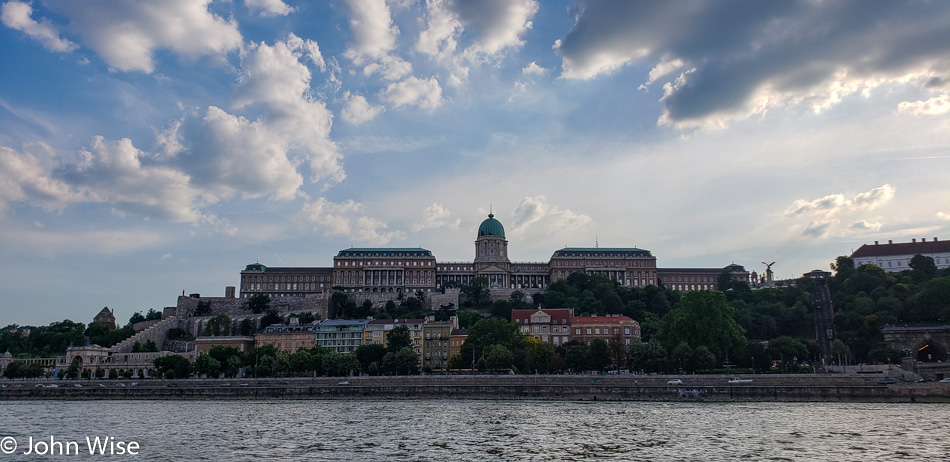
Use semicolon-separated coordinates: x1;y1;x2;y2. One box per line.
1;0;948;327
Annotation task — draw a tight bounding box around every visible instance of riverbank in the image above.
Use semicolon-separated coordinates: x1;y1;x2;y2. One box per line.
2;374;948;402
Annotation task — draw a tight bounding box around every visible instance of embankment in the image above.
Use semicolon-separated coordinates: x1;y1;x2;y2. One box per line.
2;375;948;402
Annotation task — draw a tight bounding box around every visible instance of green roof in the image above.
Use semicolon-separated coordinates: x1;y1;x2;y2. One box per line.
552;247;653;258
477;214;505;238
336;248;433;257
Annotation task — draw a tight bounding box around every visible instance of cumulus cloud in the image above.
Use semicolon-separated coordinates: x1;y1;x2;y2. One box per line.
554;1;950;128
784;184;896;239
245;0;295;17
511;195;591;235
45;0;242;73
343;0;398;61
380;76;444;110
938;212;950;221
231;36;343;187
784;184;895;217
522;61;546;75
301;197;406;245
1;1;77;52
417;0;538;85
898;94;950;116
341;92;385;125
411;203;461;232
0;145;81;213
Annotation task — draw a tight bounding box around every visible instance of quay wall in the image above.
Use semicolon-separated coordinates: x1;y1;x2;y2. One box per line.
3;375;949;402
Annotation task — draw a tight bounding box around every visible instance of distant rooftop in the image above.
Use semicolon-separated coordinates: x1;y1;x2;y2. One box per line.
551;248;653;258
851;238;949;258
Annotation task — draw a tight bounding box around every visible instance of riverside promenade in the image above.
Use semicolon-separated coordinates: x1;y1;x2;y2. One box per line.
3;374;949;402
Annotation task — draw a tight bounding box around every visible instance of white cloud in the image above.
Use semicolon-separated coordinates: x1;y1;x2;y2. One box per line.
898;94;950;116
511;195;591;235
45;0;242;73
554;2;950;128
343;0;398;62
784;184;896;239
938;212;950;221
1;1;77;52
417;0;538;85
0;145;81;213
245;0;295;17
341;92;385;125
161;253;173;260
301;197;406;245
522;61;546;75
231;36;343;187
784;184;895;218
380;76;443;110
411;203;461;232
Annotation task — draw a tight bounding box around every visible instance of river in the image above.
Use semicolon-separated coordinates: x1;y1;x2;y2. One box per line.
0;400;945;460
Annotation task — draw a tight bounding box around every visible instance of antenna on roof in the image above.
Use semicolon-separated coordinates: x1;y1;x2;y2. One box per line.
595;234;599;248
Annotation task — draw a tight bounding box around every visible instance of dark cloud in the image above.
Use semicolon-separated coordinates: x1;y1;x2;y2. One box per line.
556;0;950;125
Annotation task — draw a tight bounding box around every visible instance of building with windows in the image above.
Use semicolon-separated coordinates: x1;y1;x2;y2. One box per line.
421;317;457;371
255;322;316;353
512;308;573;346
239;212;749;300
570;315;640;346
315;319;370;353
851;237;950;273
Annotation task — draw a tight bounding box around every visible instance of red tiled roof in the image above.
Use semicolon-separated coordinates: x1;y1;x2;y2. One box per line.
570;315;636;324
851;239;950;258
511;309;572;324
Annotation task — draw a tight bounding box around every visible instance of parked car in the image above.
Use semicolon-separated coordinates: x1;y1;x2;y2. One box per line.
728;378;752;383
667;379;683;385
337;380;350;386
939;378;950;383
879;377;897;385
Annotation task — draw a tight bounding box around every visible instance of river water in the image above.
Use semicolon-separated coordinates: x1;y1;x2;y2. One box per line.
0;400;946;460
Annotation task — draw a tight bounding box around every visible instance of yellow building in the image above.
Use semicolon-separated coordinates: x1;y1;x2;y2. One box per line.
254;322;316;353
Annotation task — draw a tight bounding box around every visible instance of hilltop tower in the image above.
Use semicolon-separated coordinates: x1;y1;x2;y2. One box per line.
474;213;510;288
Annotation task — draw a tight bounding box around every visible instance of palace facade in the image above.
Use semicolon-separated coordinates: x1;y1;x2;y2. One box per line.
239;213;749;299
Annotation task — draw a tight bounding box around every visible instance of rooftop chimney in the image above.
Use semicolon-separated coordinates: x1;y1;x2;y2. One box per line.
912;239;916;243
935;237;939;242
874;241;879;245
888;240;893;244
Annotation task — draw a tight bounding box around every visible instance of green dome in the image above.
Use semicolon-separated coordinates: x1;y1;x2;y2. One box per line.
477;213;505;238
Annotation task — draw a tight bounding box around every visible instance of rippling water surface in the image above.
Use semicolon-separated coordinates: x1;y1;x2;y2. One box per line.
1;400;946;460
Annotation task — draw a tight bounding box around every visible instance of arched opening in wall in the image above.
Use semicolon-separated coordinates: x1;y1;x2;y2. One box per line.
916;341;948;362
138;368;145;378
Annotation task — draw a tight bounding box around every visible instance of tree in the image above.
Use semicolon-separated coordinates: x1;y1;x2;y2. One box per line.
767;336;808;372
460;317;523;365
202;315;232;337
154;355;192;379
128;312;147;325
483;344;514;371
456;309;482;329
565;344;590;372
239;318;255;336
386;325;413;353
659;291;746;363
628;339;669;374
355;344;387;375
588;338;611;372
194;354;221;378
909;254;938;282
145;308;162;321
521;337;556;374
461;277;490;307
245;293;272;314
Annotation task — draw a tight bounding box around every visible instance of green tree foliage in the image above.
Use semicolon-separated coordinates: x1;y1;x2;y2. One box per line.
239;318;255;336
587;338;611;372
245;293;272;314
154;355;192;379
386;325;413;353
627;339;669;374
202;315;232;337
85;323;136;348
0;321;86;358
521;337;556;374
482;344;515;371
659;291;745;363
767;336;808;372
355;343;387;374
564;343;589;372
460;317;523;365
3;361;46;379
194;354;221;378
461;277;490;307
456;309;482;329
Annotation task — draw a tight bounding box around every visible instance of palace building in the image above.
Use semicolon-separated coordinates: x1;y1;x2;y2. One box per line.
239;212;748;299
